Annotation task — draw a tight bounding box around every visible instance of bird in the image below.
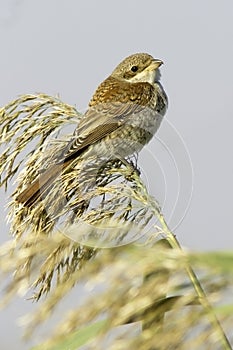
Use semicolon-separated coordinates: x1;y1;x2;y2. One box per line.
16;53;168;207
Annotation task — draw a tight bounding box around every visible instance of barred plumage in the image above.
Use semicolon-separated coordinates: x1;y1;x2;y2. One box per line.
17;53;168;206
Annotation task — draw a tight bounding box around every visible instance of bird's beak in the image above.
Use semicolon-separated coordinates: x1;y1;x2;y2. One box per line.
146;59;163;71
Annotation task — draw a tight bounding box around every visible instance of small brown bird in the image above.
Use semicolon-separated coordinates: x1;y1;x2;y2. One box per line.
17;53;168;206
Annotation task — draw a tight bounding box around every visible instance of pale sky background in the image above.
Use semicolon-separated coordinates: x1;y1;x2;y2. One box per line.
0;0;233;348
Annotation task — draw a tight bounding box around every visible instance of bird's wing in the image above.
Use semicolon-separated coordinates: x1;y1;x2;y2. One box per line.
16;102;145;206
62;101;145;162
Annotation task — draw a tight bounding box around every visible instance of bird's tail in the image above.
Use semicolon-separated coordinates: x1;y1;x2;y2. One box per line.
16;163;66;207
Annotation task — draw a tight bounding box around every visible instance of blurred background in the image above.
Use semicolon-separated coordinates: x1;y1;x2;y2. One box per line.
0;0;232;348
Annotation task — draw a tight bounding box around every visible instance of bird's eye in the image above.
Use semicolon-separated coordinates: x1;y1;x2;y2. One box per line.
131;66;138;72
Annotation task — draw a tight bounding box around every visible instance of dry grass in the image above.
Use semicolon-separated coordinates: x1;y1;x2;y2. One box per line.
0;94;232;349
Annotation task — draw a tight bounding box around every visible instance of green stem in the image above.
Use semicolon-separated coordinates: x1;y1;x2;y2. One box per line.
155;210;232;350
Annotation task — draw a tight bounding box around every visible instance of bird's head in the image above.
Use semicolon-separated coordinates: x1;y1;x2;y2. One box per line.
111;53;163;84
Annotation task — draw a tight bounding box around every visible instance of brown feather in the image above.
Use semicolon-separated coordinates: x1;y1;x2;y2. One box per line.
16;162;67;206
16;54;167;207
